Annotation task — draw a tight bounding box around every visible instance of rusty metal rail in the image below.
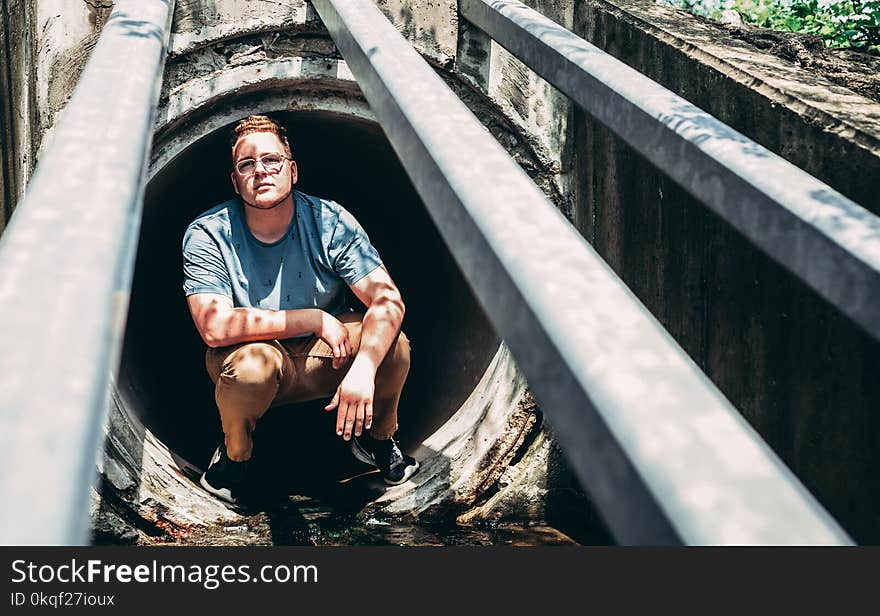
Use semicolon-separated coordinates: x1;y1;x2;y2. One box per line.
0;0;175;545
461;0;880;343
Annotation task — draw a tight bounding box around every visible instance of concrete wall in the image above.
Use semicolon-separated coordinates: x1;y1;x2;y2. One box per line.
567;0;880;541
0;0;112;230
457;0;577;218
0;0;38;232
36;0;114;139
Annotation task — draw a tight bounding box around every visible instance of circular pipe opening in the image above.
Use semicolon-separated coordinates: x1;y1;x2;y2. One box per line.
120;110;501;486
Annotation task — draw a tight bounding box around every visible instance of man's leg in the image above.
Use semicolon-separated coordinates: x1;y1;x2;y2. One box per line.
205;340;294;462
275;312;411;441
275;314;416;484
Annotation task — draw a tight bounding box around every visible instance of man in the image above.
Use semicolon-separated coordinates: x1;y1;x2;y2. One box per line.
182;115;418;504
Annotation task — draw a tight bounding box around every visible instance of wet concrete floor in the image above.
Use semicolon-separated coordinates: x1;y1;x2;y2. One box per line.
123;403;605;546
234;489;580;546
171;458;585;546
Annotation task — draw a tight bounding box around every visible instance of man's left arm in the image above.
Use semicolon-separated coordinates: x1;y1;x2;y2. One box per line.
324;265;405;440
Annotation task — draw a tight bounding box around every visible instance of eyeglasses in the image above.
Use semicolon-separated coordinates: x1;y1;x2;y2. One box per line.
234;153;291;175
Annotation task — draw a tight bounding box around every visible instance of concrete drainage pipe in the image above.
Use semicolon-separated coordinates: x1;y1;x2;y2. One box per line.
91;66;551;545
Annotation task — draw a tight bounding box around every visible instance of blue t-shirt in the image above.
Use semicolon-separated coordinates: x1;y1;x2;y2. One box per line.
182;190;383;323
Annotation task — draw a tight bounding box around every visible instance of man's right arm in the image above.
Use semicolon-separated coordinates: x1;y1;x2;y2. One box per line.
187;293;352;363
186;293;317;348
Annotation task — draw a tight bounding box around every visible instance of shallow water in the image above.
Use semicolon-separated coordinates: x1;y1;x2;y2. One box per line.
247;494;581;546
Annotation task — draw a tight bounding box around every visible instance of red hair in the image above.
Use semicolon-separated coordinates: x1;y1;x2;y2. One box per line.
229;115;292;163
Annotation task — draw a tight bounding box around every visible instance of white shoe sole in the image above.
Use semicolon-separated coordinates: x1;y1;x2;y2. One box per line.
351;438;419;485
384;459;419;485
199;472;236;504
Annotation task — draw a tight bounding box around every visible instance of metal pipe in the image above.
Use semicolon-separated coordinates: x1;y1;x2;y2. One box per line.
0;0;175;545
461;0;880;342
310;0;852;544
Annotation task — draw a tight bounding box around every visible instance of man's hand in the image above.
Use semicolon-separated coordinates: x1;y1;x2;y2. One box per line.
322;266;405;441
324;361;375;440
316;311;352;369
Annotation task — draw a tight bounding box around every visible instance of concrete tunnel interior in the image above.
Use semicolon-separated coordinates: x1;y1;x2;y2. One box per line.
118;110;503;495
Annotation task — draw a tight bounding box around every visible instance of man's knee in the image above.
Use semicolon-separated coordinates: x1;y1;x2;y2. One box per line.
220;342;283;386
225;434;253;462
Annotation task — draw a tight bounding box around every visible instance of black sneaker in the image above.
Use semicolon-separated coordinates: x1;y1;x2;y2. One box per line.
199;443;249;504
351;434;419;485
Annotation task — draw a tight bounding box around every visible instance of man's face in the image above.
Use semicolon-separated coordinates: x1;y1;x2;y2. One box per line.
230;131;298;208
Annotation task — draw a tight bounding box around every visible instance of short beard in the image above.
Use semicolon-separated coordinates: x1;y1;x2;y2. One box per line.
241;189;292;211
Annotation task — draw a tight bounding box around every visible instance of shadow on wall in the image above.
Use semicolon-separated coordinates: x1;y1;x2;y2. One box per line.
122;110;499;476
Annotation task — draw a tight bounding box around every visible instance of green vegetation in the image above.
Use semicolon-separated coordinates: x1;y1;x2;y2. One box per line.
658;0;880;52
